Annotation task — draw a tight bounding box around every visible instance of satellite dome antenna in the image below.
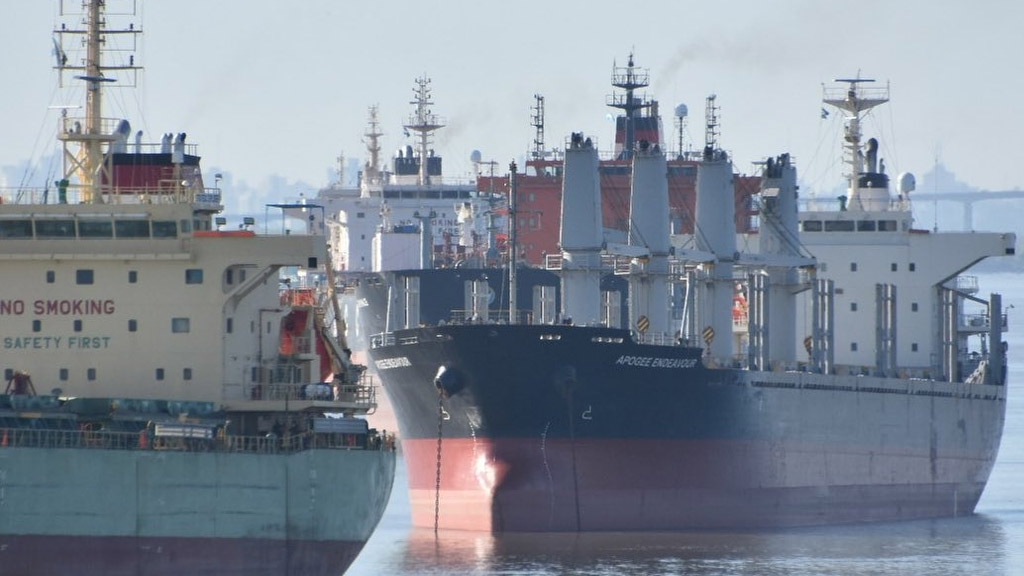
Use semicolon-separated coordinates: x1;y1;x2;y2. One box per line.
674;102;689;159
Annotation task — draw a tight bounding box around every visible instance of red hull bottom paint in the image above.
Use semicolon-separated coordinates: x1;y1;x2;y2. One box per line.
0;535;366;576
403;438;987;532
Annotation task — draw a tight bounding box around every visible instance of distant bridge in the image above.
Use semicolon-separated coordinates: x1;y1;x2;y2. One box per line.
912;190;1024;230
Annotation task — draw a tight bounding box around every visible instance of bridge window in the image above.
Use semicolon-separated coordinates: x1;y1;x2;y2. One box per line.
801;220;822;232
35;219;76;238
857;220;876;231
152;220;178;238
115;220;150;238
79;220;113;238
878;220;897;231
0;219;32;238
825;220;855;232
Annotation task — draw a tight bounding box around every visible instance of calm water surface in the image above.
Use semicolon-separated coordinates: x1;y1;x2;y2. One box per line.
348;272;1024;576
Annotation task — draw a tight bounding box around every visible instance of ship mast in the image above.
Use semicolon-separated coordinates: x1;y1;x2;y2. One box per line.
508;161;518;323
55;0;141;204
404;77;445;186
530;94;546;160
822;77;890;208
363;105;383;185
608;53;651;160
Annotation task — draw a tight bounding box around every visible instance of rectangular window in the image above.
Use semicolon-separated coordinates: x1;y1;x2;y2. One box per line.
911;343;919;352
251;366;259;382
183;368;193;381
825;220;855;232
73;319;83;332
79;220;113;238
0;220;33;238
35;219;76;238
185;269;204;284
128;319;137;332
129;270;138;283
912;302;919;312
76;269;94;285
172;318;191;333
850;303;858;312
226;318;233;334
356;212;365;218
239;269;247;282
60;368;68;381
878;220;898;232
850;262;858;272
909;263;916;272
891;263;898;272
32;319;41;332
46;270;55;283
87;368;96;381
114;220;150;238
226;269;234;284
179;219;192;233
156;368;165;381
4;368;12;381
151;220;178;238
851;342;858;352
857;220;877;232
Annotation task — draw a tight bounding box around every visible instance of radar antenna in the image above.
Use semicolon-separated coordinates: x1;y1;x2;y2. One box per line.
607;52;651;160
403;76;446;186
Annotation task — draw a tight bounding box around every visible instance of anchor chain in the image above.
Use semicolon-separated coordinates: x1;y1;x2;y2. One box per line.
434;392;444;534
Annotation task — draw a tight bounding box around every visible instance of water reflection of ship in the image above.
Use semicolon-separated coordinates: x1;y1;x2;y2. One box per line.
391;515;1008;575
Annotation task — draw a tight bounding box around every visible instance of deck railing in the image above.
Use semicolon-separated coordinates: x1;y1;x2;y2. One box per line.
0;427;394;454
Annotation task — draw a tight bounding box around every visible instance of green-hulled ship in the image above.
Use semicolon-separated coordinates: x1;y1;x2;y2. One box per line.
0;2;394;574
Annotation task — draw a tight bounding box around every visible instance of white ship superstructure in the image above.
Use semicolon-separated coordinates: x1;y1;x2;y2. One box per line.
317;83;494;274
791;79;1014;380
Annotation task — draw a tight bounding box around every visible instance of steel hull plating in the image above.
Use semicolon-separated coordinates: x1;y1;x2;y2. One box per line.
0;447;396;576
0;535;365;576
371;324;1006;532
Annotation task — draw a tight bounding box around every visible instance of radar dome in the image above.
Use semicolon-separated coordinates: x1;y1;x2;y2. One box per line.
674;103;688;118
897;172;916;195
470;150;482;163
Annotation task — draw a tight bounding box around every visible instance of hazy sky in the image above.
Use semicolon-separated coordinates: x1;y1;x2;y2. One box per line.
2;0;1022;203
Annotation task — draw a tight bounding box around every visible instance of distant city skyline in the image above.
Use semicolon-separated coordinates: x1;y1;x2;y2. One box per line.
2;0;1022;209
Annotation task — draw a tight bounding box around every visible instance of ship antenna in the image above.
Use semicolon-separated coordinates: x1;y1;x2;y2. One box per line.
55;0;141;204
704;94;720;156
404;76;446;186
531;94;546;160
822;76;889;202
363;105;383;185
508;161;518;323
608;52;651;160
